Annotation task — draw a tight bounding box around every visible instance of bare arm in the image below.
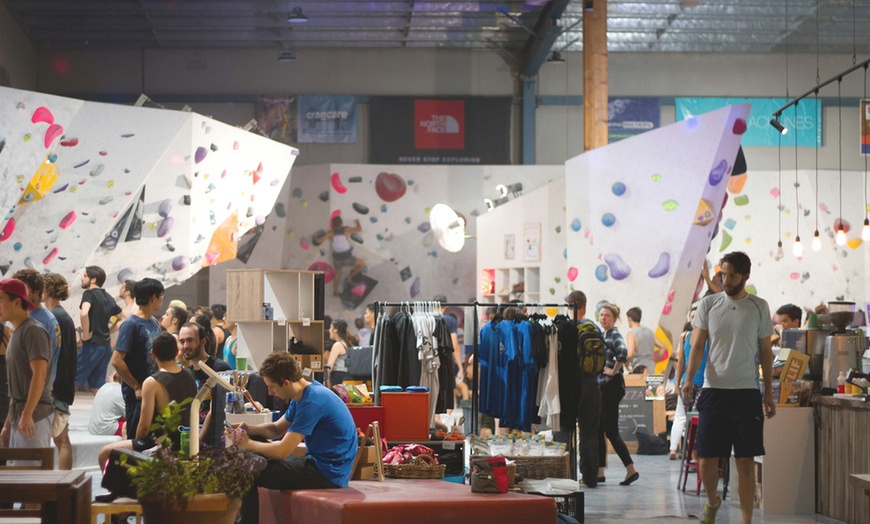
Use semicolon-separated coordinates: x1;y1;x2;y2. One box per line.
345;219;362;234
111;350;141;396
451;333;463;378
19;358;48;438
759;336;776;419
243;415;291;441
625;331;638;362
80;302;92;341
681;328;708;402
674;336;686;390
136;377;158;439
240;430;305;461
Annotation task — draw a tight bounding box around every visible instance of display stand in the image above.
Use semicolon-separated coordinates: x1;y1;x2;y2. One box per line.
373;300;578;479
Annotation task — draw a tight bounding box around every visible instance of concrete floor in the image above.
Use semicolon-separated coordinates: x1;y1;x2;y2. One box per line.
585;452;843;523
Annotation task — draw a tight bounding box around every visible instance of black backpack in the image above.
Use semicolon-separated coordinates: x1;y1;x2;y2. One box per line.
577;320;606;377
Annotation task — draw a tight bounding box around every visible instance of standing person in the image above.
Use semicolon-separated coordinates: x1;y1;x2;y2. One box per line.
596;303;639;486
193;313;218;359
222;320;238;370
230;351;357;524
160;305;187;338
433;295;465;385
111;278;164;440
77;266;122;392
313;216;366;295
358;303;376;346
565;290;603;488
119;279;139;320
325;319;351;387
670;306;708;460
0;325;10;431
211;304;230;357
682;251;775;524
98;332;197;468
0;279;54;454
43;273;78;470
625;307;664;374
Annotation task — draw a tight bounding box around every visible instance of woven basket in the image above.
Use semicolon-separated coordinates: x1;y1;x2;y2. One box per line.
502;453;570;480
383;454;446;479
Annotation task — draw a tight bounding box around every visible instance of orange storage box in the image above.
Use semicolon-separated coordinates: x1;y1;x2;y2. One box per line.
381;392;429;441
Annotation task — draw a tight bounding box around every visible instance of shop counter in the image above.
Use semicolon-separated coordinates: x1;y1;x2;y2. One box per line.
816;395;870;524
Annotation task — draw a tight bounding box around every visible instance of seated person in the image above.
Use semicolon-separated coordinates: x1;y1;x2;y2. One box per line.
230;352;358;524
88;373;126;436
773;303;802;346
98;332;196;468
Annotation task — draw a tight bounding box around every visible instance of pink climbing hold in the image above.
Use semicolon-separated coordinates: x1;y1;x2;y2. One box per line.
662;303;672;315
0;218;15;241
331;210;342;221
60;137;79;147
351;284;366;297
31;106;54;125
790;272;800;280
667;289;676;301
331;172;348;194
44;124;63;148
770;187;780;198
567;267;578;282
59;210;77;229
43;247;59;265
732;118;747;135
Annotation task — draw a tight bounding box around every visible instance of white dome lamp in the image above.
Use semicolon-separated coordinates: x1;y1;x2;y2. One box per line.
429;203;466;253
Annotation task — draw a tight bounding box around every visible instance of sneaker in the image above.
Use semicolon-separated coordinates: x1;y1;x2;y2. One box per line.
700;497;721;524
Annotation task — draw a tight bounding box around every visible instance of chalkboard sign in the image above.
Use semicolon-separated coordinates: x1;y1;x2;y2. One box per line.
617;386;654;442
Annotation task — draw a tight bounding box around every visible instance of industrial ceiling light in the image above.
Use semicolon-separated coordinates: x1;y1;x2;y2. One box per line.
277;51;296;62
287;6;308;23
769;118;788;135
547;51;565;63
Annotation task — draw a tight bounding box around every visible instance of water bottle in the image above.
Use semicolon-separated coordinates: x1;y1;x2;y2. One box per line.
226;391;235;413
837;371;846;394
179;426;190;458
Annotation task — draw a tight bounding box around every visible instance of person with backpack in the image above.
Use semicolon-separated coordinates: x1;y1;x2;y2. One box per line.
565;290;605;488
596;303;639;486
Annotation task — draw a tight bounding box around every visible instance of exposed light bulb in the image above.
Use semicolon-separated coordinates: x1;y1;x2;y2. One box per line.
862;218;870;242
775;240;784;260
792;236;803;257
836;226;847;246
812;230;822;251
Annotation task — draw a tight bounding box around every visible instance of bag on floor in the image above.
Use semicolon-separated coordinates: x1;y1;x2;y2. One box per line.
636;430;669;455
470;455;508;493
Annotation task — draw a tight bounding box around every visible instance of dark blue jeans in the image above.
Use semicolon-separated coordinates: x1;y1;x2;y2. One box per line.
239;455;339;524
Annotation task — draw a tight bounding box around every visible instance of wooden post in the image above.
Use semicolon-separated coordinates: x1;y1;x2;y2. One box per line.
583;0;608;152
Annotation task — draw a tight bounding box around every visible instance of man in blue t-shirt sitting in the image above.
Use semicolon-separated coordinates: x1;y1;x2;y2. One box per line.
232;351;358;524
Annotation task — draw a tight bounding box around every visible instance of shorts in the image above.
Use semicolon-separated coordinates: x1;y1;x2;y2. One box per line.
52;399;70;438
333;249;357;269
695;388;765;459
10;415;54;466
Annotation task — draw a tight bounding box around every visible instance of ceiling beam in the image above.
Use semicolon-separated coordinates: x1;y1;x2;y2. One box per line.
522;0;571;77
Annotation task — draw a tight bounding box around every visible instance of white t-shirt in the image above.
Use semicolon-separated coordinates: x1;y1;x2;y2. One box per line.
693;292;774;389
88;382;125;436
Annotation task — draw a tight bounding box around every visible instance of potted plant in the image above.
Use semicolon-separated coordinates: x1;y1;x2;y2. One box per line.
127;400;258;524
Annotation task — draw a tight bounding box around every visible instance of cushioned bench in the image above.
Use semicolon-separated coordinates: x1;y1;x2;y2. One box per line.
259;478;557;524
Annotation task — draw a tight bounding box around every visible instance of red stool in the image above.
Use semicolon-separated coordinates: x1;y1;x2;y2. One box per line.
680;415;729;499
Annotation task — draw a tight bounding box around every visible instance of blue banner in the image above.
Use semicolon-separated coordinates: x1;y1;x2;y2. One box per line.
297;95;358;143
608;97;661;142
675;97;821;147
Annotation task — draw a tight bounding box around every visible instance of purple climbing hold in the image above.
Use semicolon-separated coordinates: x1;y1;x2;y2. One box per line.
648;252;670;278
708;159;728;186
171;256;188;271
410;277;421;298
194;146;207;164
117;267;136;282
418;223;432;233
158;217;174;238
158;199;172;218
604;253;631;280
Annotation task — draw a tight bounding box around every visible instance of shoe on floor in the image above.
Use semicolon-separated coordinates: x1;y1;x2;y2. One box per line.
669;451;678;461
700;497;721;524
597;476;605;483
620;472;639;486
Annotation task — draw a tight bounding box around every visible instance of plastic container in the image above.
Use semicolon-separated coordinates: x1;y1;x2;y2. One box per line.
837;371;846;394
179;426;190;458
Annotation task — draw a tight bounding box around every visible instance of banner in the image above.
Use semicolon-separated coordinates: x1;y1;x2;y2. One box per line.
862;100;870;155
297;95;358;143
608;97;660;142
256;96;297;145
369;97;511;164
675;97;821;147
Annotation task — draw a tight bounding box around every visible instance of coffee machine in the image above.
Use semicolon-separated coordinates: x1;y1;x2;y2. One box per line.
823;301;868;389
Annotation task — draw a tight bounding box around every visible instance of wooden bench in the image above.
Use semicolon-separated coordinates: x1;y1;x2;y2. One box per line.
259;478;557;524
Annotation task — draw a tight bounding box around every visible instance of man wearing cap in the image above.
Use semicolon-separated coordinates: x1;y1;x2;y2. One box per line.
0;279;55;452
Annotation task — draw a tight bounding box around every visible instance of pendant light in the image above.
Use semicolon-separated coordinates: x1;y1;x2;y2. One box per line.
777;3;788;262
862;64;870;241
812;5;822;252
836;77;847;246
793;102;803;258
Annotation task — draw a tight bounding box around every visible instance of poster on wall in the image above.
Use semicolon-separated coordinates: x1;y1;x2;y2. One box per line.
675;97;821;147
369;97;511;164
297;95;358;144
256;96;298;144
504;234;515;260
523;223;541;262
608;97;660;142
862;100;870;155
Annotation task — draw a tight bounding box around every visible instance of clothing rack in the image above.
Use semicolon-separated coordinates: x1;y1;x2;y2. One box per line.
374;300;579;480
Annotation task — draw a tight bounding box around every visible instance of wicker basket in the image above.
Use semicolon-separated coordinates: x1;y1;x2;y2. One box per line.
382;454;446;479
500;453;571;481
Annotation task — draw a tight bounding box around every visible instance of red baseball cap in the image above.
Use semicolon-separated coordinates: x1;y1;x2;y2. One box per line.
0;278;36;311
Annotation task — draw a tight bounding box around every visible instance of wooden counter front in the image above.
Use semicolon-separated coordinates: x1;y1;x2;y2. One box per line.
816;396;870;524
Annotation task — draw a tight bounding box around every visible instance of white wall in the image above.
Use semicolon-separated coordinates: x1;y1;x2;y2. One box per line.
0;2;36;88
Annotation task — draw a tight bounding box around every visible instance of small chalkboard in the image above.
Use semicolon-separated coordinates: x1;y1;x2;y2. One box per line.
617;386;654;442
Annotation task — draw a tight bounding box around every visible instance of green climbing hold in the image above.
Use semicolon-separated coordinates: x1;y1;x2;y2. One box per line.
734;195;750;206
719;230;732;251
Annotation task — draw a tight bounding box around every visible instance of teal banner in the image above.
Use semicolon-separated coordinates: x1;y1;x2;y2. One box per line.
675;97;821;147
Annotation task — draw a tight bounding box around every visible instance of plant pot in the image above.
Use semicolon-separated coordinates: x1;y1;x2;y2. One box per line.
140;493;241;524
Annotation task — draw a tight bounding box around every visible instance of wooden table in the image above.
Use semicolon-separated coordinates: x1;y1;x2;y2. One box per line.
0;470;91;524
851;474;870;524
817;396;870;524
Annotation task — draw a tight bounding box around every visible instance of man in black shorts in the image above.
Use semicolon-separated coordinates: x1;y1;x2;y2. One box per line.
682;252;775;524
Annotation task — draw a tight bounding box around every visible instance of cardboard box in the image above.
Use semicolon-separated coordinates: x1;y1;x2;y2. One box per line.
291;354;323;371
358;445;380;464
352;464;375;480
